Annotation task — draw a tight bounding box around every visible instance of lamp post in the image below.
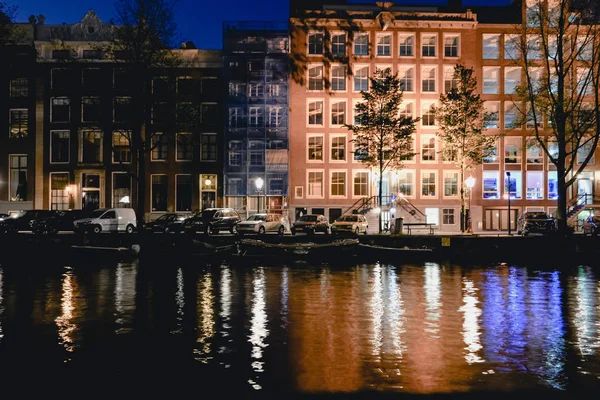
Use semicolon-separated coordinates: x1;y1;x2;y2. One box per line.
465;176;475;234
255;177;264;214
506;171;511;236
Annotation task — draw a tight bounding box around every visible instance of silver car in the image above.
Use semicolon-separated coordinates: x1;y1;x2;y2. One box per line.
237;213;285;236
331;214;368;235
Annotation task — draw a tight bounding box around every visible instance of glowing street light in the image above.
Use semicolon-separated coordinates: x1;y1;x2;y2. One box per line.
255;177;264;213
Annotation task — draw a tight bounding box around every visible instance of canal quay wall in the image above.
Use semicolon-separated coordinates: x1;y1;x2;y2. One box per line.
0;232;598;265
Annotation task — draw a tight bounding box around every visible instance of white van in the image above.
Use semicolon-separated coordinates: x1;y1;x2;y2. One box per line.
73;208;137;234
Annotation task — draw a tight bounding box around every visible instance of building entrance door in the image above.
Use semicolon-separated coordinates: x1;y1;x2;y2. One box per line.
484;208;518;231
82;190;100;212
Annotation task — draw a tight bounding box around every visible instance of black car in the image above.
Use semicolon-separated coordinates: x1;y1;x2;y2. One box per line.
144;212;192;234
516;211;557;236
182;208;241;235
32;209;89;235
291;214;331;235
0;210;58;234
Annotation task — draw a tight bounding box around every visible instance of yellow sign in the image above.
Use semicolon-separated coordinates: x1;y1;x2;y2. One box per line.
441;237;451;247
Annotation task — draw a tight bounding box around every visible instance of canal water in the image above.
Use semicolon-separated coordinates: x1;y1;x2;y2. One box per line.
0;256;598;397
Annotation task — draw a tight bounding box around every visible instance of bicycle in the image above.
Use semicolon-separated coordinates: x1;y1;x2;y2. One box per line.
382;221;395;234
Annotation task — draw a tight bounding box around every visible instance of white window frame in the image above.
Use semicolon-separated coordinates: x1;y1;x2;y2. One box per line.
306;169;324;198
330;100;346;127
398;65;415;93
421;101;437;128
443;65;458;93
352;170;370;198
353;65;369;92
79;130;103;163
421;33;437;58
443;170;460;198
483;67;500;94
421;65;437;93
50;172;70;210
421;170;438;199
307;64;324;91
443;33;460;58
50;129;70;164
484;101;500;129
331;64;347;92
526;171;544;200
50;97;71;123
175;132;192;162
329;169;347;198
482;171;499;199
307;31;324;55
376;32;392;57
420;134;437;163
353;33;369;57
307;98;324;127
112;172;132;208
398;170;415;198
442;208;456;225
482;34;500;59
398;33;415;57
307;134;324;163
331;32;347;56
330;134;347;162
504;136;522;164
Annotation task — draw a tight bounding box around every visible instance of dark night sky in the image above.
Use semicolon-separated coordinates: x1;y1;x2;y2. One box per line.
13;0;513;49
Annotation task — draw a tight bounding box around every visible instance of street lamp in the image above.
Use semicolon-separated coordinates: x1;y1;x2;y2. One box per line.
255;177;264;214
506;171;511;236
465;176;475;234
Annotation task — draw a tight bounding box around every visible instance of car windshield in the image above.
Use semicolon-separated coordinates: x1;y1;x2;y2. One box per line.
526;212;549;220
156;214;172;221
201;210;218;219
247;214;267;221
337;215;358;222
88;209;106;218
298;215;317;222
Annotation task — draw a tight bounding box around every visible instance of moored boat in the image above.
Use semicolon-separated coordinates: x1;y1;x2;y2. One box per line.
357;243;435;262
237;238;360;259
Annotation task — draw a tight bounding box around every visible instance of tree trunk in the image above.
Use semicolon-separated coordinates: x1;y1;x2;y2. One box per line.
460;165;465;234
556;162;568;236
378;162;383;234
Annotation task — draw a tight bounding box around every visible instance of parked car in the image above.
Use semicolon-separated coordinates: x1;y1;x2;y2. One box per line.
143;212;192;234
32;209;89;235
237;213;285;236
582;214;600;236
291;214;331;235
0;210;58;234
182;208;240;235
73;208;137;234
516;211;557;236
0;213;9;221
331;214;368;235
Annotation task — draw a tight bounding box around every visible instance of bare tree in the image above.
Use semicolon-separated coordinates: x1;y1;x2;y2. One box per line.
344;68;417;233
103;0;181;223
514;0;600;235
435;64;500;233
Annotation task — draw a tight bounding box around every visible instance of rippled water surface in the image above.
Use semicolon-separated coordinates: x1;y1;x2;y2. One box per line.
0;257;599;396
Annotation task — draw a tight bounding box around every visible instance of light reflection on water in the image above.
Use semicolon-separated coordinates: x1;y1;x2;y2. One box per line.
0;260;600;394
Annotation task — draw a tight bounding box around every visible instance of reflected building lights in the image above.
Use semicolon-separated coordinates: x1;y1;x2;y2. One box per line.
370;264;384;359
281;267;289;326
0;269;3;343
194;273;215;363
248;267;268;390
173;268;185;334
460;278;484;364
387;268;406;359
574;267;600;358
114;262;137;334
220;266;232;337
55;267;76;355
424;263;442;337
